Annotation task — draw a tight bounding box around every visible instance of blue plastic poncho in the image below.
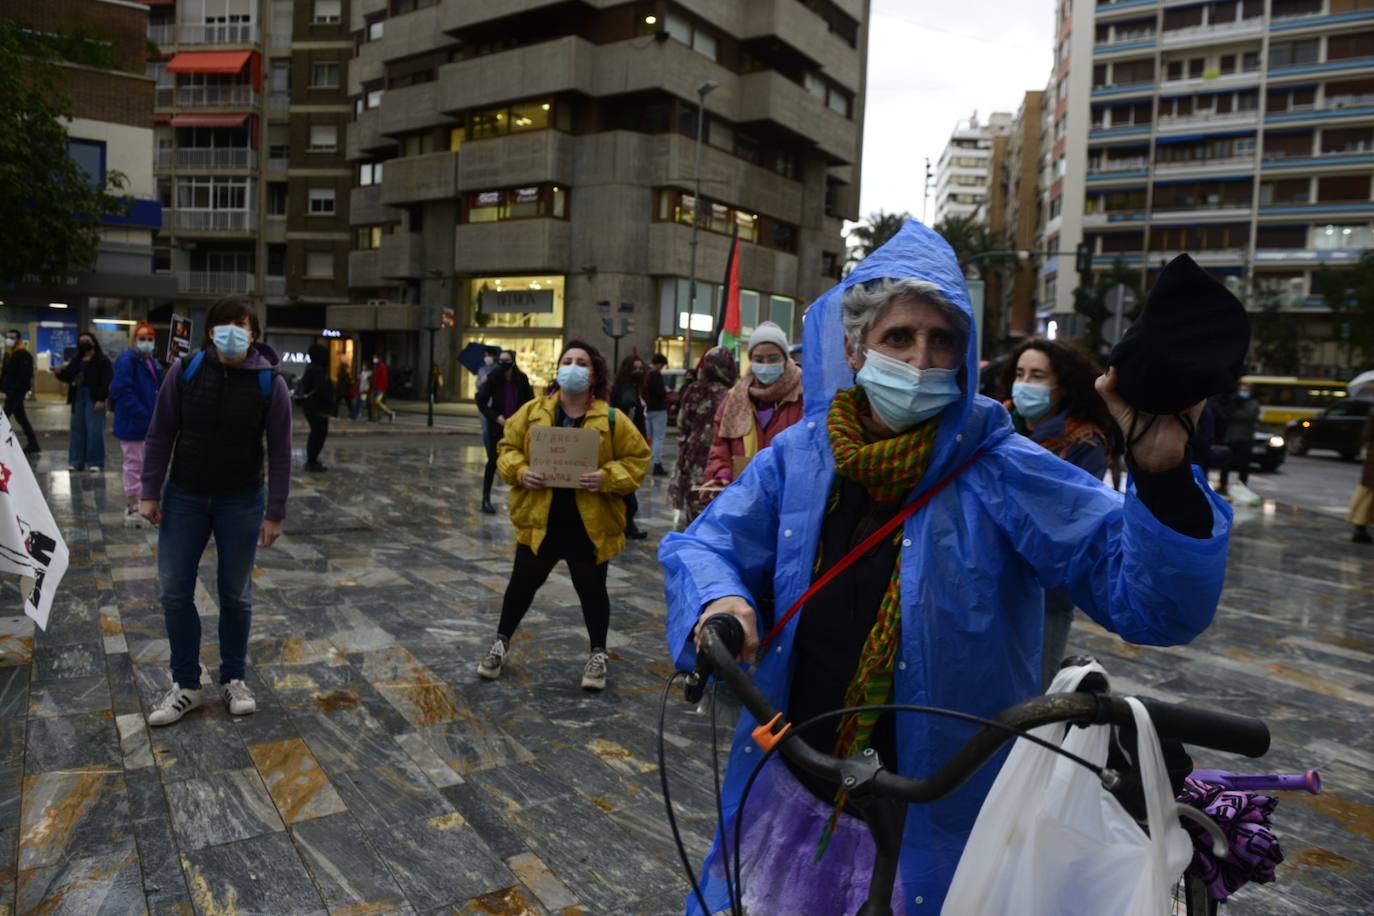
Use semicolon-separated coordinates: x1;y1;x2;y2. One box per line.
659;220;1232;914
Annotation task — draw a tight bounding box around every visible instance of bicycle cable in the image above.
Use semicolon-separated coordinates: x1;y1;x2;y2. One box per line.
726;701;1114;915
657;671;712;916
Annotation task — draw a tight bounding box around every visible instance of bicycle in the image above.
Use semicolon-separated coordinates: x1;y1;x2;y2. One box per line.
659;614;1279;916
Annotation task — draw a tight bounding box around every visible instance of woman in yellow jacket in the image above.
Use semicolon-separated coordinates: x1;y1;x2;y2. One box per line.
478;339;650;690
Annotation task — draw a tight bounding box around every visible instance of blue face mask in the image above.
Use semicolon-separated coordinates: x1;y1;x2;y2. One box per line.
136;340;156;356
855;347;962;432
556;363;590;394
211;324;251;359
752;361;785;386
1012;382;1055;421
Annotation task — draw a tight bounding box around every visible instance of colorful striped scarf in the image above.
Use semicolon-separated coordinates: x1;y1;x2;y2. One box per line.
817;387;939;858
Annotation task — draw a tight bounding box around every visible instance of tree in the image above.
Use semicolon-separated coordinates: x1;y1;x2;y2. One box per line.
845;210;911;271
1249;279;1306;374
1311;255;1374;370
0;22;129;286
1070;259;1143;358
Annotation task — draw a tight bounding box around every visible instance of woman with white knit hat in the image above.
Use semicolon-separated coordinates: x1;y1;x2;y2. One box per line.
703;321;803;488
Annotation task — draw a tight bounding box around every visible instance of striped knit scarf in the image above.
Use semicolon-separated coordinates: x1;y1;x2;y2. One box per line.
817;387;939;858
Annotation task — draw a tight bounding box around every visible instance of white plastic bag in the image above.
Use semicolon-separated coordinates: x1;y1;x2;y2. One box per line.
943;663;1193;916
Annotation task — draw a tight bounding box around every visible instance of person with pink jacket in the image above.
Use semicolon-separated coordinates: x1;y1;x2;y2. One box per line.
704;321;804;487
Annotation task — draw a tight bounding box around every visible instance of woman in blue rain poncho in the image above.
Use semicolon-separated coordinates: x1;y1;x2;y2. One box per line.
659;221;1232;915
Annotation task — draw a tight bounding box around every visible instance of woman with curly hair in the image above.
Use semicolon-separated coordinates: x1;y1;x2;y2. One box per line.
478;340;650;691
1000;337;1119;687
669;347;738;525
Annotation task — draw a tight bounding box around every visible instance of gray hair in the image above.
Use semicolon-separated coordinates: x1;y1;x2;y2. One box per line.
840;278;969;355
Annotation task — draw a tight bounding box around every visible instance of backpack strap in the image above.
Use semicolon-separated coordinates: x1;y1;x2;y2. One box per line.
181;350;206;384
259;369;274;400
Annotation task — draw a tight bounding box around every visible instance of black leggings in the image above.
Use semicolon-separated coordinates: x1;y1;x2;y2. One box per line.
305;413;328;464
482;422;498;500
497;531;610;651
1218;439;1252;489
4;392;37;448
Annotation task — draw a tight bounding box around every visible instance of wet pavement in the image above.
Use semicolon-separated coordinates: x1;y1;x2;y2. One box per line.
1;407;1371;915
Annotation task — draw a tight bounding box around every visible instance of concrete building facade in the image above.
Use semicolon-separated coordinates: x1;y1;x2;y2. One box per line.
146;0;354;377
2;0;175;380
933;111;1012;225
1042;0;1374;373
335;0;870;395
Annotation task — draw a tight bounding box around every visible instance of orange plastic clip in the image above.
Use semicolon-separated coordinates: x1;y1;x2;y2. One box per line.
751;713;792;753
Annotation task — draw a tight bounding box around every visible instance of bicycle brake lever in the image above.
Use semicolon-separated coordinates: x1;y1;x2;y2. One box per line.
1176;804;1229;859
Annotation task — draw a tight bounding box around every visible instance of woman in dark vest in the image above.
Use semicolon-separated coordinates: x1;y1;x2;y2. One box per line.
138;296;293;726
52;329;114;472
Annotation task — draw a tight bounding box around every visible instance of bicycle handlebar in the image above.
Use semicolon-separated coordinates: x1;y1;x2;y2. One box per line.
693;615;1270;805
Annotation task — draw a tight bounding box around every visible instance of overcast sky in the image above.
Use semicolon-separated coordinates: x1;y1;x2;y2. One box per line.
857;1;1058;223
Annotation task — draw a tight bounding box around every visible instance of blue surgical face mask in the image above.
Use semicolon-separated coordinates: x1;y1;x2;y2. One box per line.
1012;382;1055;421
855;347;962;432
211;324;251;359
556;363;590;394
752;361;785;386
136;340;156;355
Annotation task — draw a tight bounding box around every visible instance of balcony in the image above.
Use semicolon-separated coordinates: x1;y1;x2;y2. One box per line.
266;151;288;174
740;0;861;92
148;24;176;48
263;276;286;298
263;217;286;241
1262;146;1374;171
349;184;399;226
377;82;449;140
268;91;290;113
737;69;857;165
1088;156;1150;173
647;222;798;294
348;249;383;288
347;107;390;159
173;85;258;108
1095;0;1158;16
179;271;255;295
1083;208;1147;227
439;35;594;116
1267;94;1374;125
1153;154;1256;174
176;22;260;45
458;131;574;195
1090;81;1156;100
1157;110;1260;132
1159;16;1265;49
382;151;459;206
167;209;255;232
452;219;571;275
377;233;424;279
157;148;256;170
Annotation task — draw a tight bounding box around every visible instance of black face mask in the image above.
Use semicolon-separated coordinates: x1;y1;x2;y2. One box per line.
498;361;513;371
78;342;93;354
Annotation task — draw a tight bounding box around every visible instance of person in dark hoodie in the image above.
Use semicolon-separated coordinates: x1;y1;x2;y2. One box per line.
475;349;534;514
52;329;114;472
300;344;334;472
138;296;293;726
1;329;40;455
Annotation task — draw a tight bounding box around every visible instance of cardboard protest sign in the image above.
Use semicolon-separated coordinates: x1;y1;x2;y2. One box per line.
529;425;601;488
169;314;192;363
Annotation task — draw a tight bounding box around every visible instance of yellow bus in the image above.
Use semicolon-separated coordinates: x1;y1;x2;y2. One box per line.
1241;375;1351;426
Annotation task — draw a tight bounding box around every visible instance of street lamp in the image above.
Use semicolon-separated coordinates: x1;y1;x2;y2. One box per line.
684;78;719;370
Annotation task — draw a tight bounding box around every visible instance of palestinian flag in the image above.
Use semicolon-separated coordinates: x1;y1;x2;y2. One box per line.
716;229;741;352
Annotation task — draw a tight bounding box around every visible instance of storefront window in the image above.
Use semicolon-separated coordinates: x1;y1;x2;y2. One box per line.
510;101;550;132
460;184;569;223
469;274;565;330
769;295;797;341
459;335;561;399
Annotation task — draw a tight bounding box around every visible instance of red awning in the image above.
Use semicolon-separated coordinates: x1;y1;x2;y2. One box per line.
170;114;249;128
166;50;252;75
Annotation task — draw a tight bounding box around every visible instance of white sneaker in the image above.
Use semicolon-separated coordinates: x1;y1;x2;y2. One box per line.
581;651;608;691
477;638;506;680
148;686;203;726
221;679;257;716
124;509;148;529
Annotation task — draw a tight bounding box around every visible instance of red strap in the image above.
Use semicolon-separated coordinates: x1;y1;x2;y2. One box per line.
759;452;982;647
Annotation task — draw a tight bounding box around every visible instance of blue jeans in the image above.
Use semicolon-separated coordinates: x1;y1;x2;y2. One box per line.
647;409;668;467
68;387;106;469
158;483;263;689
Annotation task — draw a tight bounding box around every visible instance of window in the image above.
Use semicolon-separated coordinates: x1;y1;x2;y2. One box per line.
1312;223;1372;250
366;88;383;109
306;251;334;278
769;296;796;341
310;62;339;88
308;125;337;152
805;72;826;100
312;0;341;24
353;224;394;249
66;139;104;187
1256;225;1308;249
692;28;717;62
358;161;384;186
510;101;550;132
367;19;384;41
1322;127;1374;154
400;132;432;157
1259;178;1311;205
1317;174;1371;202
267;244;286;276
1269;39;1320;68
664;10;718;61
460;185;569;223
307;187;336;215
266;182;287;215
391;0;437;12
665;12;691;44
1328;31;1374;61
449;126;466;151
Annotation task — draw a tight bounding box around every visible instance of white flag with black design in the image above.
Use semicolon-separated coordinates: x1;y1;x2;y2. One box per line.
0;412;67;629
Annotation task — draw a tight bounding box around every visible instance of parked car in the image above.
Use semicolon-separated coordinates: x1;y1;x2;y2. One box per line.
1285;399;1374;460
1253;430;1288;472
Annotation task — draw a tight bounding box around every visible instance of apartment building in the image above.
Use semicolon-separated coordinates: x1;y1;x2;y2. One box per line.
1045;0;1374;371
933;112;1012;225
993;89;1046;341
336;0;870;394
3;0;174;380
147;0;354;373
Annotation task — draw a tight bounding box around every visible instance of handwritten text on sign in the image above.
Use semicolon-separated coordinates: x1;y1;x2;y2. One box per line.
529;425;601;488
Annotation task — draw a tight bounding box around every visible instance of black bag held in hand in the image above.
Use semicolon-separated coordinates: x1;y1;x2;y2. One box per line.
1108;254;1251;418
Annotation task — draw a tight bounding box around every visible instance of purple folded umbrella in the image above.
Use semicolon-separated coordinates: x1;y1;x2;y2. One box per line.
1178;777;1285;901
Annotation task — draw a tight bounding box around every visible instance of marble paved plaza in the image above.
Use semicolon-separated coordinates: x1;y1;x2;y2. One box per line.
0;430;1371;915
